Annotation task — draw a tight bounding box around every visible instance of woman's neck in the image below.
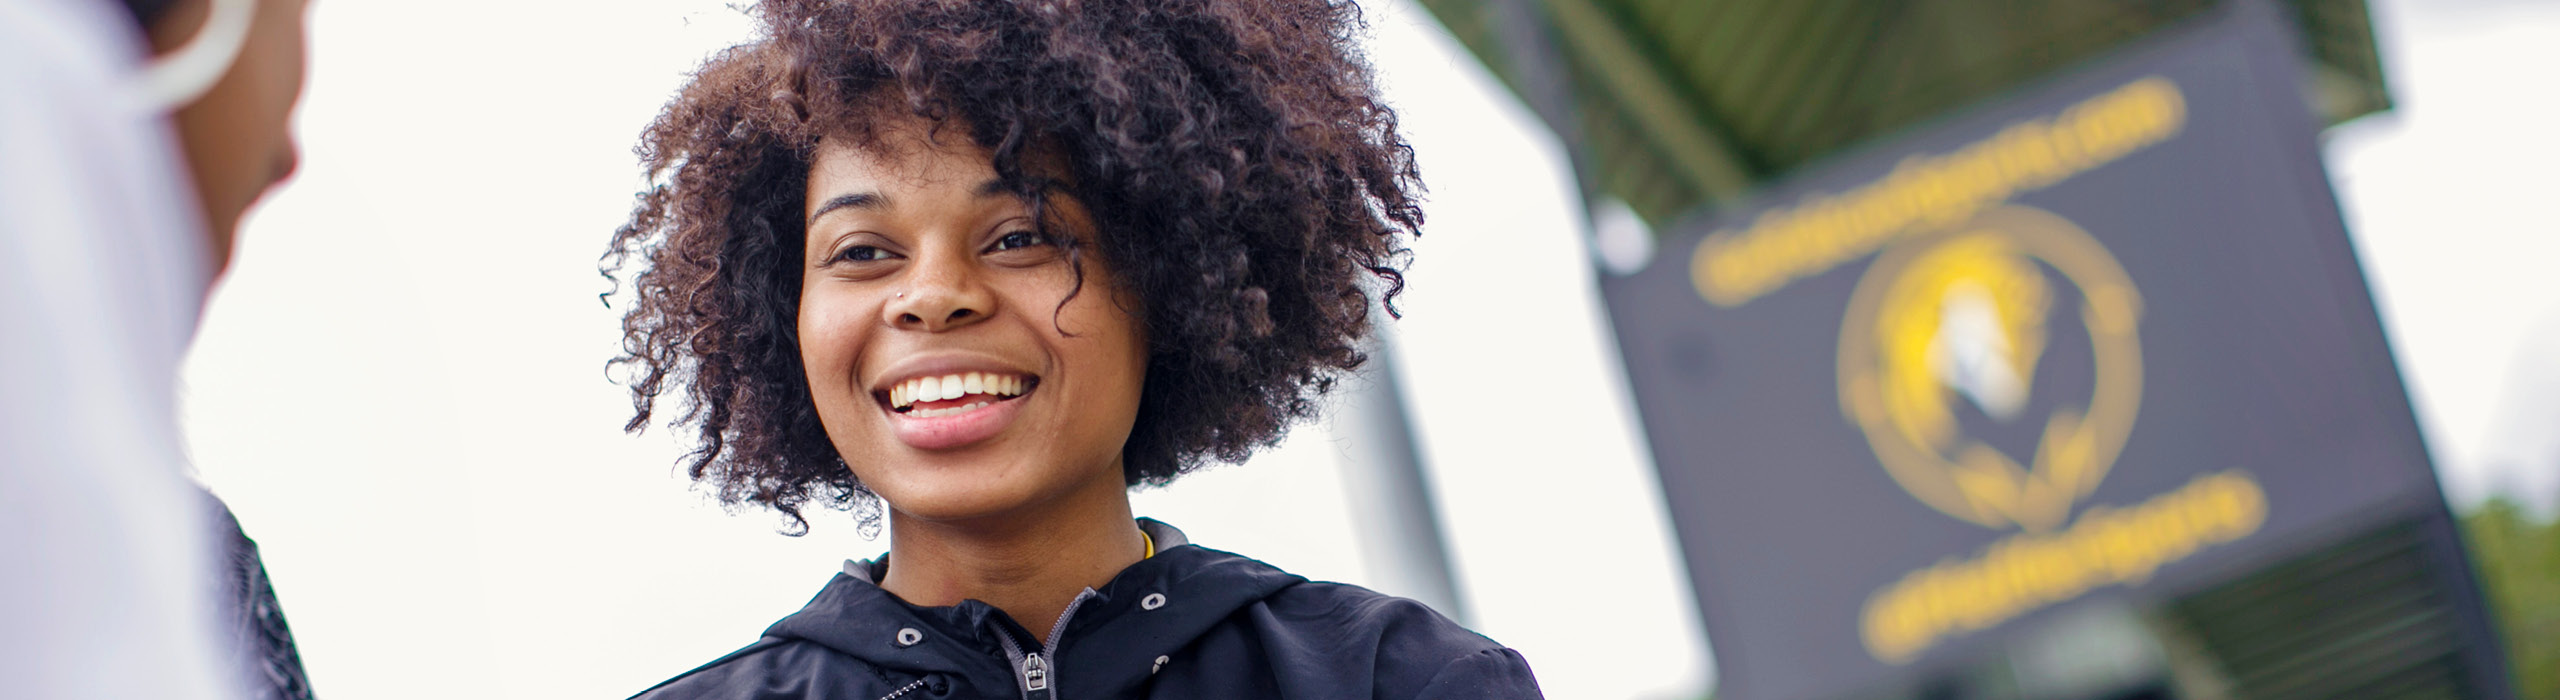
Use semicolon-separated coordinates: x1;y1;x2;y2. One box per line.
877;479;1147;640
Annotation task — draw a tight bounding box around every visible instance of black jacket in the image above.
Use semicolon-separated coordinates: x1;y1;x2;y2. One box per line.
203;489;314;700
632;520;1542;700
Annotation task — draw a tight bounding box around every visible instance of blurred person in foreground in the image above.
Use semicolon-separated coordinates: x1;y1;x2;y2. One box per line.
0;0;313;699
604;1;1541;698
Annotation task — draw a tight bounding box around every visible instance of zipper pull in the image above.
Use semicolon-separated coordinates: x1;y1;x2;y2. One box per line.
1019;651;1052;699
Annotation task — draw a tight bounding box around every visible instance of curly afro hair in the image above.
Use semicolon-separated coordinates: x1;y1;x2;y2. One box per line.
602;0;1423;533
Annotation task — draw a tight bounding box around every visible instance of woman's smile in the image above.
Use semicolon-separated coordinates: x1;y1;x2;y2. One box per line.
883;372;1033;413
871;359;1045;450
887;385;1031;450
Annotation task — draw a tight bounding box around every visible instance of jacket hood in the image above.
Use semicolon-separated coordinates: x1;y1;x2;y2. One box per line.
760;519;1307;697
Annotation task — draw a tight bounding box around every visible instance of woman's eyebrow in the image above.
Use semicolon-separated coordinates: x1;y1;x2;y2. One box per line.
808;179;1021;226
808;191;885;226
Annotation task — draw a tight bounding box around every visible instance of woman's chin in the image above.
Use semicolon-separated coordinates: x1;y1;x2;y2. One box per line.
868;458;1131;530
870;471;1047;524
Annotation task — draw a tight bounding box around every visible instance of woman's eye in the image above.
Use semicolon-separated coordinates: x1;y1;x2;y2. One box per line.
834;245;889;263
990;231;1051;252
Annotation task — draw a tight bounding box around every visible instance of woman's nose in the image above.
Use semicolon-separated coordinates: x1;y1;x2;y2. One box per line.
883;252;994;332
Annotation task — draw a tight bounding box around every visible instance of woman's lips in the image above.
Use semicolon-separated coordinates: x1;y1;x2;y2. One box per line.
881;376;1038;450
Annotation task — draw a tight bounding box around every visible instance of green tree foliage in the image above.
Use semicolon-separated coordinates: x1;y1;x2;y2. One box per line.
2462;496;2559;699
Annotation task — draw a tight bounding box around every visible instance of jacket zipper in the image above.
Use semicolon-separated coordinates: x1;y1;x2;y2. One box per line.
1000;589;1095;700
1019;652;1051;699
875;677;928;700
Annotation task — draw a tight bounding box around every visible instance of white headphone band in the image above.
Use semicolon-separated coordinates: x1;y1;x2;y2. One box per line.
126;0;258;112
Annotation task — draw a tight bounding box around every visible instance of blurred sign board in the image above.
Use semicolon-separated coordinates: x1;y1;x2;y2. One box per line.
1600;4;2480;699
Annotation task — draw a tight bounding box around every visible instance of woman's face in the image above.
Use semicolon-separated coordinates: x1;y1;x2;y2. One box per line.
798;121;1148;526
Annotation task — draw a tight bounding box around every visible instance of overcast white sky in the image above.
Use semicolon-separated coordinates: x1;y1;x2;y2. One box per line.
177;1;2556;699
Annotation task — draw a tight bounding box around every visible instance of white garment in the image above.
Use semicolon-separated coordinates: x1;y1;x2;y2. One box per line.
0;1;238;699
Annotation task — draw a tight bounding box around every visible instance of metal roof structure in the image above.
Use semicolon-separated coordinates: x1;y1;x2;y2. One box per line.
1414;0;2393;230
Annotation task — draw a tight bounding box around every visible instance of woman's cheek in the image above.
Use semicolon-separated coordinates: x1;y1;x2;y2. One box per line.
798;290;867;409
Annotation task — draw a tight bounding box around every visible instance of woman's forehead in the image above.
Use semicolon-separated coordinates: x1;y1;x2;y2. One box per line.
809;123;998;194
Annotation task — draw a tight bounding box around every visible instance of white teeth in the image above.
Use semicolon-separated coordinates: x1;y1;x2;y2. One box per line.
887;372;1032;409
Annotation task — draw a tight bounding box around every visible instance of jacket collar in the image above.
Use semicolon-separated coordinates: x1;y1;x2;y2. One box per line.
762;519;1304;693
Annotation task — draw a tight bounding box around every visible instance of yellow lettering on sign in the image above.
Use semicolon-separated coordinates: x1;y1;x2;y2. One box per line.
1858;469;2266;664
1692;78;2187;306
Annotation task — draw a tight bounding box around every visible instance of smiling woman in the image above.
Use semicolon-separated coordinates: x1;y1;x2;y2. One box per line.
598;1;1541;699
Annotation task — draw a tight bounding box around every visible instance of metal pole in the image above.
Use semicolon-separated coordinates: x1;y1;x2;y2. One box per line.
1327;0;1603;627
1335;328;1472;625
1490;0;1600;210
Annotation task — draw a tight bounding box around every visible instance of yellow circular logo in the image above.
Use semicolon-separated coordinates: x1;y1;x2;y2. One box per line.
1838;205;2144;532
